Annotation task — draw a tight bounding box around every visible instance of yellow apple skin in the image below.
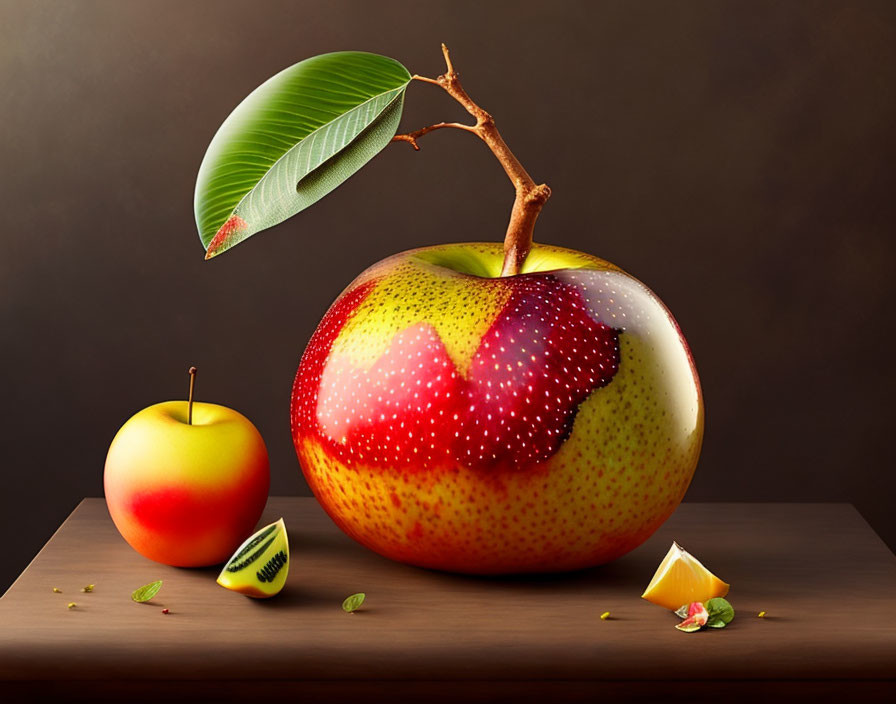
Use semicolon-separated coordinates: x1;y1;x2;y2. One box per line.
104;401;269;567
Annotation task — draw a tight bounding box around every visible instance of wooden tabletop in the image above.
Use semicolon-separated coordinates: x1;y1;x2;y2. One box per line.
1;498;894;702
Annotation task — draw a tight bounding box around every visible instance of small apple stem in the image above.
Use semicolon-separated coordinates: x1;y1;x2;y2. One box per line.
392;44;551;276
187;366;197;425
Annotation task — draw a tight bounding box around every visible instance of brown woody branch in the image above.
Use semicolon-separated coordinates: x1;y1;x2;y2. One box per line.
392;44;551;276
392;121;476;150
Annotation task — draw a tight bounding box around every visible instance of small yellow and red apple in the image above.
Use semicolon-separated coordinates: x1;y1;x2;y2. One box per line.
291;242;703;574
104;368;269;567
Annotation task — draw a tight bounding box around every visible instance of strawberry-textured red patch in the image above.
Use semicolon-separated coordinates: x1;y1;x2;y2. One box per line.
314;322;460;468
291;280;377;440
457;275;620;469
292;274;620;473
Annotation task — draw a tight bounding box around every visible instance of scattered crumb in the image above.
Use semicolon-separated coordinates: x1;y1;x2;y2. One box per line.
758;611;767;618
67;602;77;609
600;611;611;620
52;587;62;593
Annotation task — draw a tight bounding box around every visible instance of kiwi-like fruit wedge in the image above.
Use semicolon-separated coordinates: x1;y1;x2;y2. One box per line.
217;518;289;598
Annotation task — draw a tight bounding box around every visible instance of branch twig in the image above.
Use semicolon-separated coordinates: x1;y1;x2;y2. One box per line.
392;122;476;151
392;44;550;276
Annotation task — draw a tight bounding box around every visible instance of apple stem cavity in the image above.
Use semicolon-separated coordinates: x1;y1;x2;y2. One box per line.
187;366;197;425
392;44;551;277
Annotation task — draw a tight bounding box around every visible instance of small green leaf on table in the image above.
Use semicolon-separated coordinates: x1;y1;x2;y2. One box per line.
342;592;366;613
705;597;735;628
131;580;163;603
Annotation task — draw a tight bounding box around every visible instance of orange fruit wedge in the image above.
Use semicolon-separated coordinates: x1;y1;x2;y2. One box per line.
641;541;730;610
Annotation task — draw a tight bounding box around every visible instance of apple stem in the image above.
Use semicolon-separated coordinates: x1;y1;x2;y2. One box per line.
187;366;197;425
392;44;551;276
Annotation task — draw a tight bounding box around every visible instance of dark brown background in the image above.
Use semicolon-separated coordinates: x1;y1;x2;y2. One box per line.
1;0;894;594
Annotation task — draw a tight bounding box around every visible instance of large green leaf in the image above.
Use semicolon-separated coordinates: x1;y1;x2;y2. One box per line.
195;52;411;259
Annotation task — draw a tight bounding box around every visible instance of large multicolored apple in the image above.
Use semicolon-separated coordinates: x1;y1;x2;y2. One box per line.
291;242;703;574
105;398;269;567
189;46;704;573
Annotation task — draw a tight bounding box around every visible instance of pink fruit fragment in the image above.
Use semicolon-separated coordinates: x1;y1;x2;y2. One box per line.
675;601;709;632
